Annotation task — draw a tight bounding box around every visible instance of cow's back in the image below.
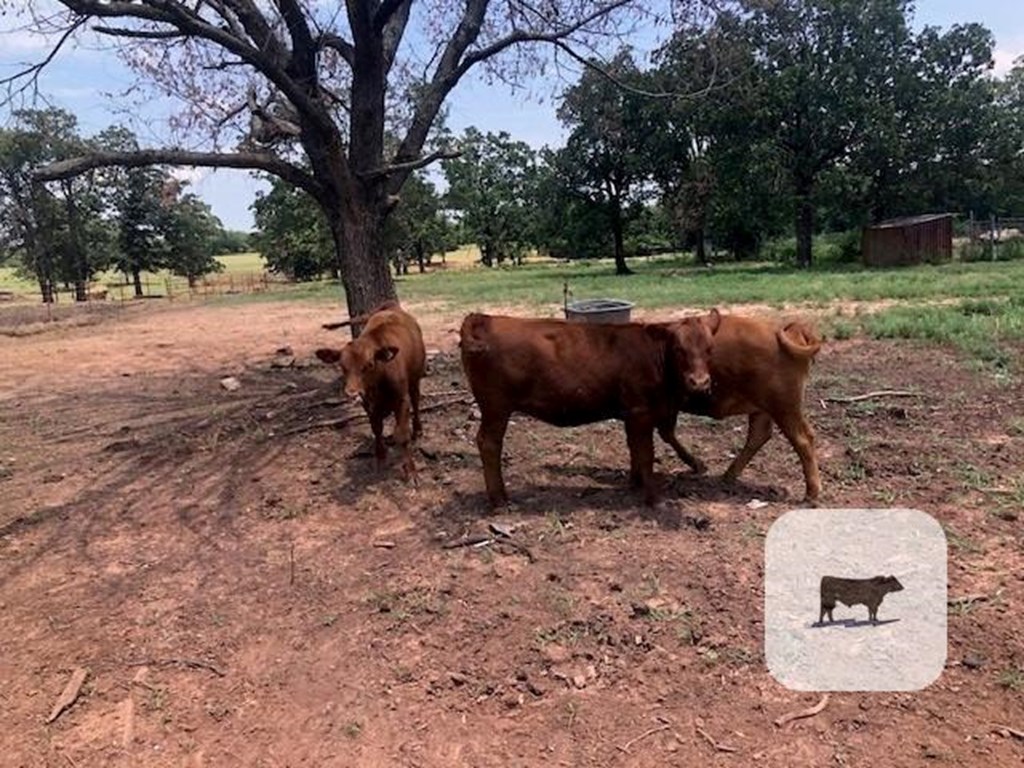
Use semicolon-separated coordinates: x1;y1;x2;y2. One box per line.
460;314;666;426
697;314;815;417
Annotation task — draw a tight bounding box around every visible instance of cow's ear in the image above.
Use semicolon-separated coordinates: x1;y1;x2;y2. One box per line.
375;345;399;362
315;348;342;364
706;307;722;335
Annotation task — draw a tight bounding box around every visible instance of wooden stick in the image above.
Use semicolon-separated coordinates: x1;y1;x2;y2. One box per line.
825;390;919;404
617;724;670;753
441;535;492;550
46;667;88;724
696;725;739;753
774;693;830;727
992;724;1024;740
126;658;226;677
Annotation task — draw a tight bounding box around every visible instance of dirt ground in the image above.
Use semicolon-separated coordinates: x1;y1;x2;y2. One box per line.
1;297;1022;768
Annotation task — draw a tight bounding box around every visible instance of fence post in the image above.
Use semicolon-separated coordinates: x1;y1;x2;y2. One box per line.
991;214;997;261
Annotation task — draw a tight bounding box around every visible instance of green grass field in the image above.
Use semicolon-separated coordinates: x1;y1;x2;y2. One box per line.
5;247;1023;373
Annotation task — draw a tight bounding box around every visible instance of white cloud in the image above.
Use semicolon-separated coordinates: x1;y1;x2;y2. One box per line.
993;47;1022;76
169;167;208;186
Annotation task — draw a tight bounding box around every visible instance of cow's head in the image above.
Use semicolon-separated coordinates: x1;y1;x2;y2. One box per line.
315;340;398;404
666;308;721;396
873;575;904;593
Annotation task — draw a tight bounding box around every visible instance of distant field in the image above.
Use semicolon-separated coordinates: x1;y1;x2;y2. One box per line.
0;252;267;300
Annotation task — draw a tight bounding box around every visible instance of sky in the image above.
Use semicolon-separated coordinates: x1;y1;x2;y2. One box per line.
1;2;1022;233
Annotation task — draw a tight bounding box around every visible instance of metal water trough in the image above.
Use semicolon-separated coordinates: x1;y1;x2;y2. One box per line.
564;298;634;324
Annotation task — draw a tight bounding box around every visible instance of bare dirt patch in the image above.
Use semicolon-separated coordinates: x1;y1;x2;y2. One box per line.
1;300;1023;767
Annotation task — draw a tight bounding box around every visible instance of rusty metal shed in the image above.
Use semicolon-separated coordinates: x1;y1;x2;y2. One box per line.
861;214;953;267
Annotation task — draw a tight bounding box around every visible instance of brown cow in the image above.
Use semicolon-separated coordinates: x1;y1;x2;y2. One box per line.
459;311;721;507
657;312;823;503
315;303;426;480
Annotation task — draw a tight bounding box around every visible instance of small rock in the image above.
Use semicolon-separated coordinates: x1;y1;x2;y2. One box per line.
489;522;516;538
449;672;469;686
220;376;241;391
571;673;588;689
746;499;769;510
962;653;984;670
541;644;571;664
276;346;294;356
270;356;296;369
468;406;481;421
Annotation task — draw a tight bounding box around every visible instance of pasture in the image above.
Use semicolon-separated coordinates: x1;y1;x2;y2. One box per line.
1;259;1022;767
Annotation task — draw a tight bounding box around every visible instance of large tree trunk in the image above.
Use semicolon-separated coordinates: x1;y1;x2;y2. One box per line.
794;176;815;269
132;266;144;298
694;227;709;266
37;276;54;304
333;210;397;337
610;197;632;276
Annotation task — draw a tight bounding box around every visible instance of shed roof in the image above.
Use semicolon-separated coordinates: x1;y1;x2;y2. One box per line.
866;213;955;230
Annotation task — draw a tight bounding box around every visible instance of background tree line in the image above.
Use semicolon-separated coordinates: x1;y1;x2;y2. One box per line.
0;109;246;302
7;0;1024;305
252;0;1024;277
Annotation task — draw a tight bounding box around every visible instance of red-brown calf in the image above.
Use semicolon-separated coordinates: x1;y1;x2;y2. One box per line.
315;304;426;480
658;312;823;503
459;311;720;507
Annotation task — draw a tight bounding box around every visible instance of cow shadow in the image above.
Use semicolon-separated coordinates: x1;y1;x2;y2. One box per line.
542;462;790;505
810;618;901;629
430;477;712;532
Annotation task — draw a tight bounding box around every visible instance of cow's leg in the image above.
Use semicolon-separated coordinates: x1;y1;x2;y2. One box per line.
626;417;658;505
657;418;707;475
370;411;387;470
410;377;423;441
477;410;511;507
776;411;821;504
723;412;773;483
394;396;416;483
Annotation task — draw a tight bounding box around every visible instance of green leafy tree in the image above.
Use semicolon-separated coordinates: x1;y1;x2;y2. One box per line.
0;108;107;301
741;0;917;267
384;172;453;274
556;49;652;274
100;127;171;297
162;193;225;288
251;176;334;282
531;148;611;260
442;128;537;267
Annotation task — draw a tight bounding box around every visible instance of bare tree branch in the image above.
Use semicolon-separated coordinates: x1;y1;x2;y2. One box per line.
319;32;355;67
374;0;410;31
93;25;187;40
0;16;87;102
359;149;462;180
57;0;332;134
33;149;322;200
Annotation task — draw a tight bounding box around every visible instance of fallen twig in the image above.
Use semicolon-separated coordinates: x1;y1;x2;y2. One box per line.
46;667;88;724
278;396;470;437
617;724;671;753
697;725;739;753
496;538;536;563
774;693;830;728
948;594;990;607
126;658;226;677
992;724;1024;740
825;390;919;404
441;534;492;550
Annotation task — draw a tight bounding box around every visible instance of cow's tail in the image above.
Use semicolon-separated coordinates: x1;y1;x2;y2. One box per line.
458;313;490;354
322;300;401;331
777;320;822;360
